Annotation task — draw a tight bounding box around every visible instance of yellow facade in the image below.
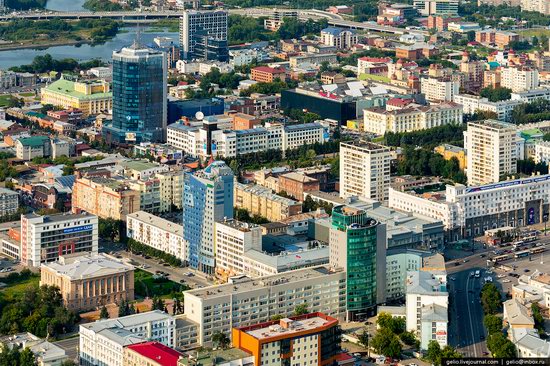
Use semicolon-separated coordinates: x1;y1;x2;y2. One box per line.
41;79;112;117
434;144;467;170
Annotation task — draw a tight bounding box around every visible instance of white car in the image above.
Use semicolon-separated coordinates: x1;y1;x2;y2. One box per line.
497;274;506;278
502;279;511;283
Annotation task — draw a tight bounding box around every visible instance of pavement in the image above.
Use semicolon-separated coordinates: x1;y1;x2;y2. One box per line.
54;336;79;363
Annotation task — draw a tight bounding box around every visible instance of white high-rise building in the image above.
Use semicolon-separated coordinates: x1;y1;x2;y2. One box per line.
339;141;391;202
179;9;228;61
420;76;460;102
500;66;539;92
214;218;262;278
464;120;517;186
413;0;459;15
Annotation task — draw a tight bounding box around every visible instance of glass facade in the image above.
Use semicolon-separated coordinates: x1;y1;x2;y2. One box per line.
332;206;379;320
104;45;167;144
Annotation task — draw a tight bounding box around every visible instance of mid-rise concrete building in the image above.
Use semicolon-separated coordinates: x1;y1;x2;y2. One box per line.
420;76;460;102
0;187;18;217
413;0;459;15
320;27;358;49
183;266;347;347
465;120;517;186
234;182;302;222
40;253;134;312
339;141;391;202
21;212;98;267
500;66;539;92
453;94;522;122
41;78;112;117
127;211;187;264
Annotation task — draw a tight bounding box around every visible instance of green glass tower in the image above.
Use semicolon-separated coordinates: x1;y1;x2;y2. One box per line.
330;205;386;321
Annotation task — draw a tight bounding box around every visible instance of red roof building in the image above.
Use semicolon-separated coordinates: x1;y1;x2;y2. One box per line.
124;342;182;366
250;66;287;83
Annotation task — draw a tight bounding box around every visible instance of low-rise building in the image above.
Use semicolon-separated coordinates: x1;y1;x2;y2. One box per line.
278;172;320;201
234;183;302;221
126;211;187;264
79;311;177;366
15;135;51;160
0;332;68;366
40;253;134;312
434;144;467;170
21;212;98;267
41;78;112;117
250;66;286;83
232;313;342;366
453;94;521;122
124;341;182;366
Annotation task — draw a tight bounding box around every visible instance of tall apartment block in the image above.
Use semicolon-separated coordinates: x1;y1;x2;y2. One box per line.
21;212;98;267
329;206;387;320
464;120;517;186
413;0;459;15
339;141;391;202
180;10;229;62
103;44;167;144
182;161;234;274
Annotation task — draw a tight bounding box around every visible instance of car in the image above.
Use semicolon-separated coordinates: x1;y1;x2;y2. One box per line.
163;263;170;266
483;352;490;356
179;279;186;283
144;255;151;259
480;335;485;340
475;270;481;278
353;353;362;358
470;271;475;277
524;269;530;272
497;274;506;278
156;270;162;274
454;262;460;266
502;279;511;283
463;259;469;263
450;276;456;281
479;254;486;258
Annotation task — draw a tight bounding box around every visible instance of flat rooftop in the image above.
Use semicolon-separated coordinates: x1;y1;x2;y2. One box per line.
185;266;342;300
127;211;183;237
217;218;259;232
245;316;333;340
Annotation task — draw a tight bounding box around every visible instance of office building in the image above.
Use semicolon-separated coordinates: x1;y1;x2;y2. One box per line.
40;253;134;312
214;218;262;279
500;66;539;93
180;10;229;61
413;0;458;15
79;311;176;366
363;102;463;135
320;27;358;49
20;212;98;267
234;183;302;222
183;161;234;274
339;141;391;202
124;341;183;366
41;78;112;117
465;120;517;186
232;313;342;366
183;266;347;347
127;211;187;264
405;269;448;350
104;45;167;144
72;177;141;221
0;187;18;217
329;206;386;320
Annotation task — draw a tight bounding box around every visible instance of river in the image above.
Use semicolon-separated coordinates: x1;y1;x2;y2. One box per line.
0;29;179;69
45;0;88;12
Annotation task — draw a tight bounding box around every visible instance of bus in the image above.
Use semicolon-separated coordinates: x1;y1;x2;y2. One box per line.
513;241;528;251
522;232;538;242
530;247;546;255
492;254;511;263
514;250;530;259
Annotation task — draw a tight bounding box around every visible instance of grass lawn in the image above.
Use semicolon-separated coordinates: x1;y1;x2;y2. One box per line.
0;273;40;303
19;92;35;97
134;269;187;299
0;94;13;107
519;29;550;38
359;73;391;83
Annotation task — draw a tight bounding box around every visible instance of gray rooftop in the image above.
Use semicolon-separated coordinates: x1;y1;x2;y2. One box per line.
406;271;448;296
42;253;133;280
127;211;183;237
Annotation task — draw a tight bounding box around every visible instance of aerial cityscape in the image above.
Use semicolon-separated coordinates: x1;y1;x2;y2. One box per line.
0;0;550;365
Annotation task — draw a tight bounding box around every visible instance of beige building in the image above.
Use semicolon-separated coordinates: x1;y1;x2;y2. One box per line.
339;141;391;202
40;78;112;117
420;76;460;102
363;102;463;135
464;120;517;186
40;253;134;312
157;170;183;212
234;182;302;222
72;176;140;221
500;66;539;92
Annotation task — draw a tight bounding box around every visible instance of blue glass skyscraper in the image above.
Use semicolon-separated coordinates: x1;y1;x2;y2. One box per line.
103;44;167;144
182;161;234;274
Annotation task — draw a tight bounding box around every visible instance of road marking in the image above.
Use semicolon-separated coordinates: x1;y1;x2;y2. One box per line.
465;275;478;357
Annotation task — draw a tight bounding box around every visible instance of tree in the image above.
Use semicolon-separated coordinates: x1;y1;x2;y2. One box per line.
480;86;512;102
118;300;128;317
484;314;502;335
152;297;164;311
293;303;309;316
357;329;369;349
481;283;502;315
19;347;37;366
399;331;419;349
370;328;401;358
426;340;442;365
99;306;109;319
212;332;230;349
487;333;516;358
270;314;283;321
531;303;545;335
440;345;462;362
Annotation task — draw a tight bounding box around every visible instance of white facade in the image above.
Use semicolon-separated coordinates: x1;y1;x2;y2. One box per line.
183;266;347;347
405;270;448;350
320;28;358;49
79;311;176;366
534;141;550;164
87;67;112;79
413;0;459;15
21;212;98;267
520;0;550;15
421;77;460;102
363;102;463;135
339;141;391;202
453;94;521;122
465;120;517;186
126;211;187;263
500;66;539;92
214;219;262;277
0;187;18;217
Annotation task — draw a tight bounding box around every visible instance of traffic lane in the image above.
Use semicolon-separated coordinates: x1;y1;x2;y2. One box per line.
54;336;79;362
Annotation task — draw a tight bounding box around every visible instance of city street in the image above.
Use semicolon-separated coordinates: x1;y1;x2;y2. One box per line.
54;336;79;363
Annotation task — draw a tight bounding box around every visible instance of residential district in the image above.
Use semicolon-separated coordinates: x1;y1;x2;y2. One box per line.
1;0;550;366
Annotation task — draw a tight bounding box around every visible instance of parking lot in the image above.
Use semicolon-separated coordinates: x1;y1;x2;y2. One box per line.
490;252;550;295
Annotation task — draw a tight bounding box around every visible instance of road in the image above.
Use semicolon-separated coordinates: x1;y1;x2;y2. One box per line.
54;336;79;363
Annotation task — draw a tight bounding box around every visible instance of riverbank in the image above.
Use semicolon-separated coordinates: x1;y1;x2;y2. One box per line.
0;39;90;51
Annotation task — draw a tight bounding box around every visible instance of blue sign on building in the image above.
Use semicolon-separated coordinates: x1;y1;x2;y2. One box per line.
63;225;93;234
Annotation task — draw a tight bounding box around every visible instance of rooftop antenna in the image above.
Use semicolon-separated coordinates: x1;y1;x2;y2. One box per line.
133;0;143;48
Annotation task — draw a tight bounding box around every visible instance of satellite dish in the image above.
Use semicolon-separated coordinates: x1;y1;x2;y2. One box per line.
195;111;204;120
